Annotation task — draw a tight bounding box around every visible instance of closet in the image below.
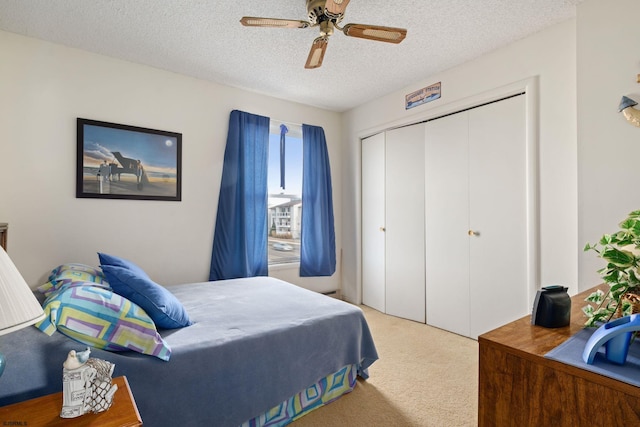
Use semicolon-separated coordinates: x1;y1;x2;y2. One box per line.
362;94;531;338
362;125;425;323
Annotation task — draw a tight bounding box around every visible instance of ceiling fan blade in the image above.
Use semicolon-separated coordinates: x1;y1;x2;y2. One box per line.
342;23;407;44
240;16;309;29
324;0;351;18
305;37;329;69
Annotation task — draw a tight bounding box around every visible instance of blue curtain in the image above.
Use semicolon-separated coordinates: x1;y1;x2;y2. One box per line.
300;124;336;277
209;110;270;280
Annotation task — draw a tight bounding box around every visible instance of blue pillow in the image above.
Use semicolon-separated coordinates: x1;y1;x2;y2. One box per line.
98;253;148;277
101;264;193;329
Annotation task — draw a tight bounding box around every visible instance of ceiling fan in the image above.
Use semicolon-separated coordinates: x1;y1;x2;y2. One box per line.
240;0;407;69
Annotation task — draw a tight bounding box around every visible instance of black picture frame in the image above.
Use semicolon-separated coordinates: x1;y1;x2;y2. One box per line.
76;118;182;201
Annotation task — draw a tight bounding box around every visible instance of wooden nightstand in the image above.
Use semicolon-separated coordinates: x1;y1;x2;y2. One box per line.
0;376;142;426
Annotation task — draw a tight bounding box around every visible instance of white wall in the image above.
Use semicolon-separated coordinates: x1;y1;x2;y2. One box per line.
8;0;630;301
577;0;640;291
341;19;578;304
0;30;342;293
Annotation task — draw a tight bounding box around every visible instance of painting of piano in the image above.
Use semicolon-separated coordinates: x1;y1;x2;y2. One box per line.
76;118;181;201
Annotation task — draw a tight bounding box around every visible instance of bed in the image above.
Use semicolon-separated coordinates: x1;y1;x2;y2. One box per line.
0;268;378;426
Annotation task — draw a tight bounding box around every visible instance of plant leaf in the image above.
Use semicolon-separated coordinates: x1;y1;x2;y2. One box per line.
601;247;635;267
585;290;604;303
600;234;613;245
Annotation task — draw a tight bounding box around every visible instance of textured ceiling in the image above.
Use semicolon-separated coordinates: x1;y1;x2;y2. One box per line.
0;0;582;112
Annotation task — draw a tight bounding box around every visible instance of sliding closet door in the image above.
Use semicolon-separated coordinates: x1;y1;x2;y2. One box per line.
424;113;471;336
468;95;528;338
362;133;386;313
385;124;425;323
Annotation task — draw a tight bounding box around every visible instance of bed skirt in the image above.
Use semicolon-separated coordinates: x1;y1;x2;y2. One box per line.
243;363;358;427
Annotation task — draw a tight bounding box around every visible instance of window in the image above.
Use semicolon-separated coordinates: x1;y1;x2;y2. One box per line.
211;111;335;280
267;122;303;265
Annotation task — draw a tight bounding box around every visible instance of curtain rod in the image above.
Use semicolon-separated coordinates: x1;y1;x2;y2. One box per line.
270;119;303;138
270;118;302;128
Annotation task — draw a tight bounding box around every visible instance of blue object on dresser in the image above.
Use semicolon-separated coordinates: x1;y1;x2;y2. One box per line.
583;314;640;365
545;327;640;388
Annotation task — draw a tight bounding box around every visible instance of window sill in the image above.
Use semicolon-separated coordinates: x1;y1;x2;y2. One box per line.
268;262;300;272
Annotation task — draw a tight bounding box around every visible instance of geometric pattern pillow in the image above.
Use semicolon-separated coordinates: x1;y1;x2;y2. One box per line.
37;279;109;300
35;284;171;361
48;263;105;281
39;267;109;297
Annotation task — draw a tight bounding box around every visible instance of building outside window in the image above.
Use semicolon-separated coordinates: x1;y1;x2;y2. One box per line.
267;122;302;265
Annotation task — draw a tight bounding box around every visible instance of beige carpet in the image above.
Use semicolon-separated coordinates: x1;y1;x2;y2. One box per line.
292;305;479;427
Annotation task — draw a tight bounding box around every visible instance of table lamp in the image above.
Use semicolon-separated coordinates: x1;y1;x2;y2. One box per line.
0;246;45;377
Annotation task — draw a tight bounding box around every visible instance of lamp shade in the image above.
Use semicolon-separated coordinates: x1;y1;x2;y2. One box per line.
0;246;45;336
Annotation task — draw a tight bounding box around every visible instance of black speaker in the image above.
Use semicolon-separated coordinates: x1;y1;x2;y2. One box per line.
531;285;571;328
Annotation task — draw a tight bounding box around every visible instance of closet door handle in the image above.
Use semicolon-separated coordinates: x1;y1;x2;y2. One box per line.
468;230;479;236
379;227;386;232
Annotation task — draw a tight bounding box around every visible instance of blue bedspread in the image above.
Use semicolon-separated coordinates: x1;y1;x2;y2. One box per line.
0;277;378;426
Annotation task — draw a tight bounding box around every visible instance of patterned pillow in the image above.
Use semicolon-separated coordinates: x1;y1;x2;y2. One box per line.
48;263;104;281
39;264;109;296
35;284;171;361
38;278;108;298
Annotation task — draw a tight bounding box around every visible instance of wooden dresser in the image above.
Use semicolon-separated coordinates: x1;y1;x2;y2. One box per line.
478;285;640;426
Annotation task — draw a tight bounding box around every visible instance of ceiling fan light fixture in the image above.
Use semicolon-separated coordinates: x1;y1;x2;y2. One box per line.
319;20;334;37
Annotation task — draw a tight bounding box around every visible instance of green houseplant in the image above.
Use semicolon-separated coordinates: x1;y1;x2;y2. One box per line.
583;210;640;326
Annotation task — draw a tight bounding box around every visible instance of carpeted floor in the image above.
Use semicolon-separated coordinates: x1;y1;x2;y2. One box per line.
292;305;479;427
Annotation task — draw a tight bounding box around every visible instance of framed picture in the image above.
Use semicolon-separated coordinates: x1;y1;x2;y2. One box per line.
76;118;182;201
